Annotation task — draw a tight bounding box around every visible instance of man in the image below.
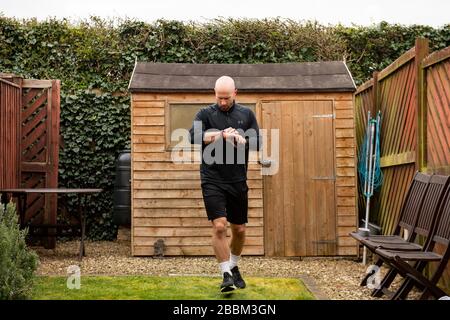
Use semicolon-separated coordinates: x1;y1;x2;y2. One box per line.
189;76;261;292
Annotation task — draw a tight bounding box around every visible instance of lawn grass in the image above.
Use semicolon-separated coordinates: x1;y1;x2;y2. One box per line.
32;275;315;300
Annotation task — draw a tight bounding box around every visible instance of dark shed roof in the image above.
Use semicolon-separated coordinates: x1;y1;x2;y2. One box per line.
128;62;356;93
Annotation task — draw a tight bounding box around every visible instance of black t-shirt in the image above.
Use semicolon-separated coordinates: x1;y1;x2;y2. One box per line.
189;102;261;183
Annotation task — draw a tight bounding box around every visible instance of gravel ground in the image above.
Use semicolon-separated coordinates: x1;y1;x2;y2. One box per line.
32;240;419;300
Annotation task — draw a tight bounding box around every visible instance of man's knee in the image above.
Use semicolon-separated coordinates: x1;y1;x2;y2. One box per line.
212;219;227;236
231;224;246;237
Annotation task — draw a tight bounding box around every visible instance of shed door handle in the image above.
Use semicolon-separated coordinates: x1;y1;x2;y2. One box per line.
258;159;272;168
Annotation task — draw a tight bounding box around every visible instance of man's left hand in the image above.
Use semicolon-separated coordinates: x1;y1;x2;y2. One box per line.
223;128;246;145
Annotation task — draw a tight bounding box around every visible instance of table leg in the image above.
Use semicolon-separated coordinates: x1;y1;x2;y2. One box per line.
78;194;82;261
1;192;7;208
82;196;86;257
46;193;57;249
18;193;27;229
78;194;86;261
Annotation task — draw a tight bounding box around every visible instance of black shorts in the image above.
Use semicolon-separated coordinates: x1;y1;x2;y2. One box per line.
201;181;249;225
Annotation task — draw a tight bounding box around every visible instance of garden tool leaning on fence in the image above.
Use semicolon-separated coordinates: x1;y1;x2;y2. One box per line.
357;111;383;265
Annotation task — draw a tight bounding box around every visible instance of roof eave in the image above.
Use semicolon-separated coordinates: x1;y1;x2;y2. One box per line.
129;87;356;93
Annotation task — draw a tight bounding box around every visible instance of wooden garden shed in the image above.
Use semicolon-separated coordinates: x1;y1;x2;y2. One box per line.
128;62;357;257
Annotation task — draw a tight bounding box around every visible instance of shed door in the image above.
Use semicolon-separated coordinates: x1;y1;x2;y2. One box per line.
262;100;336;256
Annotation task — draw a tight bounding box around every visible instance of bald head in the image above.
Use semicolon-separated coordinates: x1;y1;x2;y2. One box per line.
215;76;236;91
214;76;237;111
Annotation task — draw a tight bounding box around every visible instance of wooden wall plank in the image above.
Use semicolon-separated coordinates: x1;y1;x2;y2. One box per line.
313;100;337;255
133;189;262;199
336;177;356;186
335;119;354;129
336;128;355;138
335;138;355;148
133;245;264;256
282;101;296;256
336;148;355;157
337;197;356;206
335;109;354;119
134;236;263;246
134;108;165;116
133;144;165;152
133;126;165;135
133;135;165;144
134;198;263;209
134;217;263;227
134;207;264;218
336;167;355;177
336;158;355;167
337;215;357;226
292;101;307;256
134;179;263;189
337;206;356;215
134;116;165;126
338;236;357;246
134;226;263;237
133;162;261;171
336;187;356;197
134;170;262;180
338;246;357;255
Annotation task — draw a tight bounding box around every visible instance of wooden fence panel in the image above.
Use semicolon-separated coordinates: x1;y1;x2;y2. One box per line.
424;47;450;174
20;80;60;248
379;60;416;157
0;78;21;189
377;164;416;234
354;80;374;159
376;56;418;234
423;46;450;293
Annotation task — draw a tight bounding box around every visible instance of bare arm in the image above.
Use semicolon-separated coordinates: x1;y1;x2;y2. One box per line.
203;131;223;145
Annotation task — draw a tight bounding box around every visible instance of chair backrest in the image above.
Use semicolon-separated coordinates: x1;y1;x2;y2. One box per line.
413;175;450;240
425;183;450;289
396;172;432;237
430;184;450;247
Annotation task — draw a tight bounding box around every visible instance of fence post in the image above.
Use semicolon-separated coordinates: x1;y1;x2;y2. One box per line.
15;76;22;188
372;71;379;114
415;38;429;172
44;80;61;249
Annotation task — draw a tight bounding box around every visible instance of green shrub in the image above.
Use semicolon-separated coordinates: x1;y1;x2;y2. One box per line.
0;202;39;300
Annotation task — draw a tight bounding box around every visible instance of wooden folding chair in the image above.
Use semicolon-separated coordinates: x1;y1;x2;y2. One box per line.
368;174;450;297
349;172;432;286
375;181;450;299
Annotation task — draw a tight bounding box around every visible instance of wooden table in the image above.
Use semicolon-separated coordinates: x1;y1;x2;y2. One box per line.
0;188;103;261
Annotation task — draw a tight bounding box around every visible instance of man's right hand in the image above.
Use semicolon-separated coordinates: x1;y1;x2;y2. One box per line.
223;127;239;135
223;128;246;145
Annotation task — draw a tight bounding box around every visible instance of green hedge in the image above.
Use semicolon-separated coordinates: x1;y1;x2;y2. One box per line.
59;91;130;239
0;16;449;240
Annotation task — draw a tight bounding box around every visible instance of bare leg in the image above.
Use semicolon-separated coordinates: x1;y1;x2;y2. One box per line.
229;223;247;288
212;217;230;262
230;223;246;256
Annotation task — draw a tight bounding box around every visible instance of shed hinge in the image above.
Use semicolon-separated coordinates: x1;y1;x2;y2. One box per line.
312;240;337;244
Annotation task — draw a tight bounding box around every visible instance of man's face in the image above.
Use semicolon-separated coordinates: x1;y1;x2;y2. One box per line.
215;87;237;111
